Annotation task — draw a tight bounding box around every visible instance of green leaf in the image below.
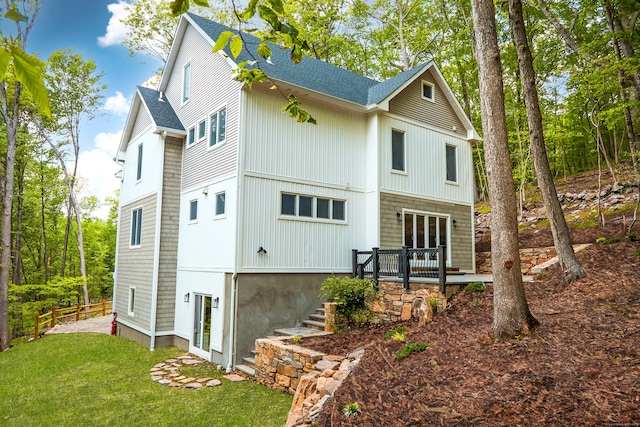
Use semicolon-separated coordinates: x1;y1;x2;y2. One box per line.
229;35;243;59
192;0;209;6
290;45;303;64
10;46;50;117
4;8;27;23
169;0;188;15
258;5;281;30
257;42;272;59
213;31;234;53
268;0;285;15
0;47;11;79
242;0;259;21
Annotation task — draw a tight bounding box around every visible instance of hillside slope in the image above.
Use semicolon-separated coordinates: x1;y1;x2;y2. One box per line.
302;168;640;426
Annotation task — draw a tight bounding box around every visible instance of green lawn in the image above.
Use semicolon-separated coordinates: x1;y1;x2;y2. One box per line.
0;334;292;427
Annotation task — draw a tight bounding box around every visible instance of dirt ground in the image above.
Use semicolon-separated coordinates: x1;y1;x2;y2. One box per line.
302;238;640;426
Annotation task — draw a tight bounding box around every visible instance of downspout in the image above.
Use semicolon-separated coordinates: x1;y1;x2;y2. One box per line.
149;130;167;350
227;89;246;373
111;156;125;325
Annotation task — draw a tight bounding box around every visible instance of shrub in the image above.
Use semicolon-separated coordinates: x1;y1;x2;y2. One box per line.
396;342;430;360
465;281;486;292
596;237;623;244
343;402;361;418
319;275;379;330
384;326;406;342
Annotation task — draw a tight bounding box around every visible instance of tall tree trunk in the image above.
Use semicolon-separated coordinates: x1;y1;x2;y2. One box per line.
470;0;538;341
40;155;49;284
13;163;25;287
60;201;72;277
508;0;587;284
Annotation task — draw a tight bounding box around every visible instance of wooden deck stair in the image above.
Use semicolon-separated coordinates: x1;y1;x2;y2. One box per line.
235;305;327;377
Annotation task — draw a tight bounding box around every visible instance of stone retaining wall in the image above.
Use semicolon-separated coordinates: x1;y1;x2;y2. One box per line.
476;246;557;275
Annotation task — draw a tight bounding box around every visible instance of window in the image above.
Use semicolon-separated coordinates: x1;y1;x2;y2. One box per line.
209;107;226;147
281;193;296;216
422;80;435;102
392;130;405;172
136;144;143;181
215;192;226;216
187;127;195;147
189;199;198;222
182;61;191;103
130;208;142;247
128;287;136;316
446;144;457;182
281;193;346;222
197;119;206;141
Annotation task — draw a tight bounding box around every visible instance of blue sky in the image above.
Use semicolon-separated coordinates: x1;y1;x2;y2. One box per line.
27;0;161;217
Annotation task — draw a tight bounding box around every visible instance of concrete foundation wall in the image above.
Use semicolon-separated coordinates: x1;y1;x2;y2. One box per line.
235;273;330;362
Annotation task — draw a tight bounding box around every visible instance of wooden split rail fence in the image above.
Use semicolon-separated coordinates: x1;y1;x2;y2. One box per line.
33;300;113;340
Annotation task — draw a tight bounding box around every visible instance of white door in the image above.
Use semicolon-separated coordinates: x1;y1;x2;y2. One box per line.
190;294;212;359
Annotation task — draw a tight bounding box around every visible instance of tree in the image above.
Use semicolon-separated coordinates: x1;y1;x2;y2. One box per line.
507;0;587;284
36;49;106;310
470;0;538;340
0;0;49;352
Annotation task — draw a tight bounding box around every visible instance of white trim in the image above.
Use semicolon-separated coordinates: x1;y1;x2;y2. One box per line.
129;206;143;248
401;209;452;267
196;117;207;142
207;104;228;150
380;188;473;207
385;111;472;143
391;128;406;173
127;286;136;317
244;170;367;193
177;266;232;273
445;143;458;184
188;198;199;223
421;80;435;102
238;267;352;274
186;126;196;147
181;60;192;105
116;317;150;336
279;192;348;224
214;191;226;218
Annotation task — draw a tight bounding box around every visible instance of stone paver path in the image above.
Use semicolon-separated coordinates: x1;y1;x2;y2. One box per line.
150;353;245;390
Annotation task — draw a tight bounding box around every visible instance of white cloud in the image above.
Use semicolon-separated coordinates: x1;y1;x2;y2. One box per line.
104;91;131;116
97;1;130;47
75;131;123;219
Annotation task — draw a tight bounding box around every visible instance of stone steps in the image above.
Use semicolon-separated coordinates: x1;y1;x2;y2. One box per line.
237;306;328;378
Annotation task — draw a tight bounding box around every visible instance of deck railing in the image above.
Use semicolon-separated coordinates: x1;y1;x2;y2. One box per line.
352;246;447;292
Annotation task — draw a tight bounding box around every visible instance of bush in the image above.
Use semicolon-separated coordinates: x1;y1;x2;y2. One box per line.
319;275;379;331
396;342;430;360
465;281;486;292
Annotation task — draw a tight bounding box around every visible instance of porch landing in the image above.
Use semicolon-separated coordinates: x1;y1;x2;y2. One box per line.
379;273;534;285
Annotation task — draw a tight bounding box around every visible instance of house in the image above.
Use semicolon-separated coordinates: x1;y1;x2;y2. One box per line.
112;12;480;370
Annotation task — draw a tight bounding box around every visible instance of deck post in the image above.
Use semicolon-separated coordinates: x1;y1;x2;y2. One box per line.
372;247;379;285
438;245;446;293
401;246;409;290
352;249;358;278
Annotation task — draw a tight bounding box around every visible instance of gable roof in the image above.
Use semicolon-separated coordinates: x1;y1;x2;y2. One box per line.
116;86;186;160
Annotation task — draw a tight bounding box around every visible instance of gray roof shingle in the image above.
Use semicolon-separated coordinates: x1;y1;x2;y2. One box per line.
137;85;185;131
187;13;423;106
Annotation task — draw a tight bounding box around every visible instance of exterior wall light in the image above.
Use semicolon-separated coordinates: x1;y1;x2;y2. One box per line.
184;293;190;303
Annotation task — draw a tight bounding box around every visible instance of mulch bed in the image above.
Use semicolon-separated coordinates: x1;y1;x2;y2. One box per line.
301;240;640;426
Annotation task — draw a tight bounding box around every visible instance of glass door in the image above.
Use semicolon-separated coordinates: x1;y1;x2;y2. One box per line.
403;212;449;265
193;294;212;355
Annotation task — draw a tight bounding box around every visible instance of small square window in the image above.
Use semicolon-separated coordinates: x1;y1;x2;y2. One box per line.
189;199;198;221
299;196;313;217
422;80;435;101
215;192;226;216
187;127;195;147
281;194;296;216
316;198;330;219
332;200;345;221
197;119;206;140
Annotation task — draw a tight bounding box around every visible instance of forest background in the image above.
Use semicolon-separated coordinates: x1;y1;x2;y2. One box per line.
1;0;638;345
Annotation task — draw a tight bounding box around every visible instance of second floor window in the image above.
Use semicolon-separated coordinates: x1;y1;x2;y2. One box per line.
182;61;191;104
131;208;142;247
392;129;405;172
209;107;226;147
136;144;143;181
446;144;457;183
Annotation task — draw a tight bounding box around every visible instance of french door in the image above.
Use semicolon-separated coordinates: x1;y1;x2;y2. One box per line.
192;294;212;358
403;212;449;265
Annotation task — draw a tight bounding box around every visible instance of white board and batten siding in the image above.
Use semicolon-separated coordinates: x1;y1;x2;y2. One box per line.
379;114;474;206
162;23;243;191
120;130;165;207
240;90;370;271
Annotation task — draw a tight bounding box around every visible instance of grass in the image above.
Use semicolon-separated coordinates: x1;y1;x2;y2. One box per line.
0;334;292;427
